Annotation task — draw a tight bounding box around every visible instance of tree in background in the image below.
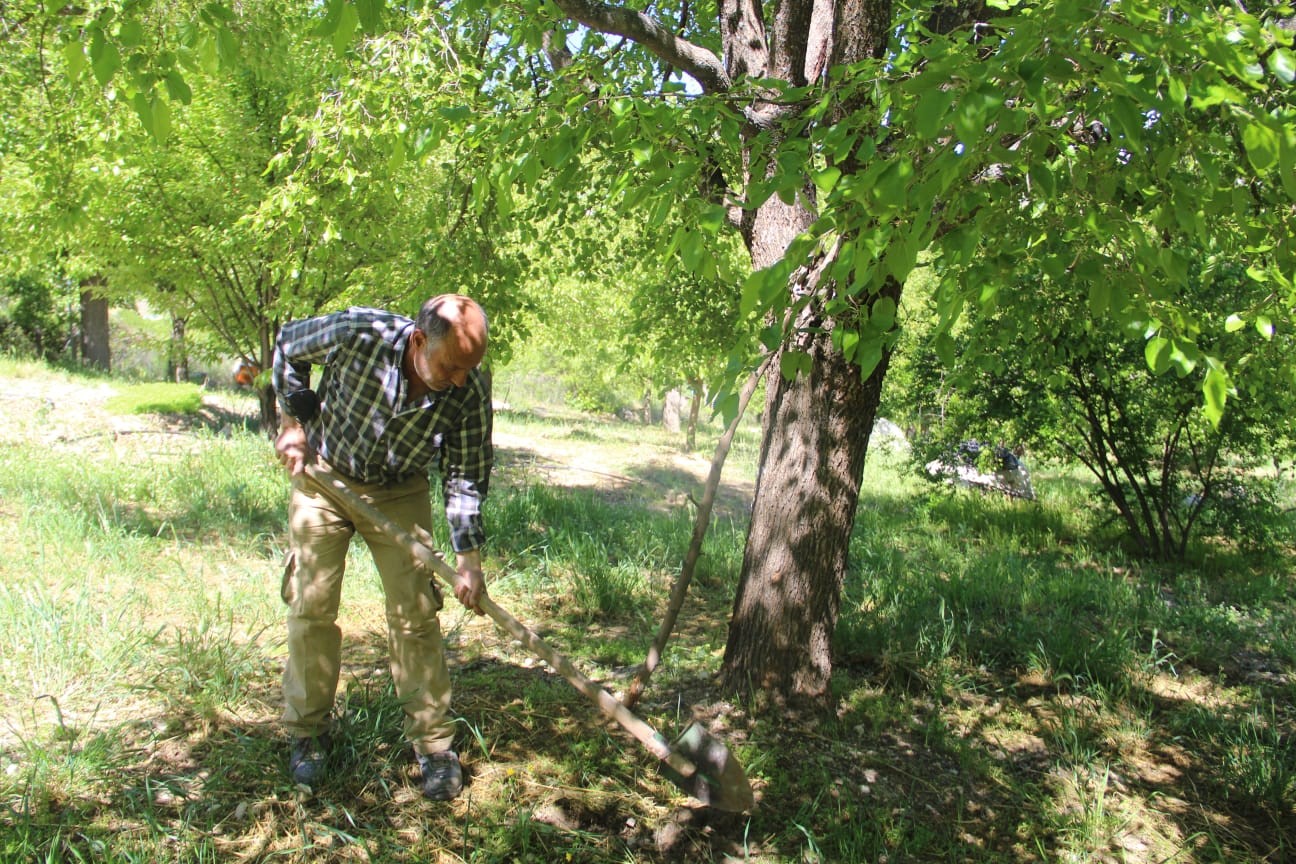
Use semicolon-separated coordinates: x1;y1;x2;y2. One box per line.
900;254;1296;560
622;229;753;451
2;2;532;427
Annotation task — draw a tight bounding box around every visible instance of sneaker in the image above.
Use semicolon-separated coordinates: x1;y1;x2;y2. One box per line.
417;750;463;801
289;733;332;786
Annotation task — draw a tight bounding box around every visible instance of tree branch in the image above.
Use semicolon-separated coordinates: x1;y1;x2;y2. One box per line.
549;0;731;92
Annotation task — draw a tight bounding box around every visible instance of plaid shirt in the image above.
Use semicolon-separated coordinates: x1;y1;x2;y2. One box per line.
272;307;493;552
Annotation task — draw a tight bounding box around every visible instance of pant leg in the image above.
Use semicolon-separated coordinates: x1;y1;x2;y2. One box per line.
351;474;456;756
281;474;354;739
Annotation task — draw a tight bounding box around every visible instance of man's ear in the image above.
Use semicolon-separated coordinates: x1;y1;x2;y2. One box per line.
409;329;426;352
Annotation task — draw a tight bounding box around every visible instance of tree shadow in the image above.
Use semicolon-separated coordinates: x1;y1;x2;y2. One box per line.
3;627;762;863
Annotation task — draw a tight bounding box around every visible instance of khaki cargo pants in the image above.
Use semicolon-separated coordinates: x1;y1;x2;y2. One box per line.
280;465;454;755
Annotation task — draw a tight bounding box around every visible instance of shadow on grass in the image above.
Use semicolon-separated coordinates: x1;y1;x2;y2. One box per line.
0;639;757;863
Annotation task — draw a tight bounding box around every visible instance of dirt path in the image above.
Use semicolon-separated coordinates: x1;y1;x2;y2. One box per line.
0;372;755;518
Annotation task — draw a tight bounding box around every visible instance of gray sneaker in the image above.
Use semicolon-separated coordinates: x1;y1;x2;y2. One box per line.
289;734;332;786
417;750;463;800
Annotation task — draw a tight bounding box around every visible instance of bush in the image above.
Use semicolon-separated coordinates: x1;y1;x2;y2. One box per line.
0;275;75;361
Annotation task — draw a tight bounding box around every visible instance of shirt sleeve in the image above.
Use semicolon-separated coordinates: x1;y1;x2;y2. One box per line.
439;370;494;552
271;311;353;413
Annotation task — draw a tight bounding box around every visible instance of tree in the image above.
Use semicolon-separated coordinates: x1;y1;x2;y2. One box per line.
905;254;1296;560
4;2;531;428
489;0;1296;705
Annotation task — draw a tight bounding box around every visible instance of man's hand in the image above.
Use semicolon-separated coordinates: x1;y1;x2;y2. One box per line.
453;548;486;615
275;419;312;476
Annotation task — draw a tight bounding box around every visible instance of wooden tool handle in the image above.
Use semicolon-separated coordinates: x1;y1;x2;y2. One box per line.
301;464;699;777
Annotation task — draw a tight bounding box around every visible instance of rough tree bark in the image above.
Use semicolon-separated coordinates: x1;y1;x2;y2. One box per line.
79;277;111;372
169;315;189;384
717;0;895;705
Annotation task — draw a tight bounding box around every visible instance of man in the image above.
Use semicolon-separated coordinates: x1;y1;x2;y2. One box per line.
271;294;492;801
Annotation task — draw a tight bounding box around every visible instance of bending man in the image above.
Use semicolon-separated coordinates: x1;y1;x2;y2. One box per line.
271;295;492;801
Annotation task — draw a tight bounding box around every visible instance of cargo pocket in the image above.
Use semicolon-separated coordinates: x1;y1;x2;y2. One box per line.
421;572;445;615
280;550;298;607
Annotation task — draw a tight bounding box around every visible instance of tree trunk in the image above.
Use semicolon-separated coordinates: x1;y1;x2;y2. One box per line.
662;388;684;433
721;310;888;704
258;321;279;436
717;0;903;707
685;375;703;452
79;278;110;372
169;316;189;383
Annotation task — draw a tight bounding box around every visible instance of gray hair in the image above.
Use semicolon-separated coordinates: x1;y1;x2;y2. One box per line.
416;295;488;348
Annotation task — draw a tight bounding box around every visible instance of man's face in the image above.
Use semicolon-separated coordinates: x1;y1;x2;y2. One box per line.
411;329;481;391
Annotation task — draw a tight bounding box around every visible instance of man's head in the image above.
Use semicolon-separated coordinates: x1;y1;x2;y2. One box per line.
407;294;489;392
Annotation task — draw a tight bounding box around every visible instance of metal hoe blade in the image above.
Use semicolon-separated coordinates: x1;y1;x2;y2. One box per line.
659;723;756;812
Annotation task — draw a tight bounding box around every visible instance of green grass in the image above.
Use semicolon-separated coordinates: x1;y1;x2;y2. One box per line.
105;381;205;415
1;357;1294;862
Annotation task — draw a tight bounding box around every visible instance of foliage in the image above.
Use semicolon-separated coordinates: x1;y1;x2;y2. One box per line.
746;2;1296;428
0;273;77;361
11;0;1296;704
2;1;538;428
897;253;1295;559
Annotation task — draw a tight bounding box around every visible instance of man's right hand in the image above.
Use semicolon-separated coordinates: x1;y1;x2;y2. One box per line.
275;420;312;476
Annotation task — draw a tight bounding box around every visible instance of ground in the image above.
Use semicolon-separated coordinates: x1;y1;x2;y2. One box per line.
3;368;1294;863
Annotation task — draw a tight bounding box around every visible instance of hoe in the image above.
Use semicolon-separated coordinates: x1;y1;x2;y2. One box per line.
304;464;756;812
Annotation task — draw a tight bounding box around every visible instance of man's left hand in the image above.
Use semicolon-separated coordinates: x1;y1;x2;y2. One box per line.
453;549;486;615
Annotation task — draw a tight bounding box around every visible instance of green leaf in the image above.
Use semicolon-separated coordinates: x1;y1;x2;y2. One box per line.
1271;48;1296;84
90;33;121;86
152;95;171;142
698;205;725;235
204;3;235;22
313;0;345;37
1088;280;1111;317
1242;120;1278;173
870;295;897;331
1145;336;1171;374
840;328;859;362
1203;365;1228;426
333;2;360;54
915;88;955;139
1169;342;1198;377
1225;313;1245;332
1280;132;1296;200
63;40;86;79
812;166;841;195
740;268;779;320
132;92;153;135
759;324;781;351
679;230;703;274
1255;316;1274;340
856;340;883;380
356;0;384;32
164;71;192;104
779;350;811;381
215;25;239;67
118;18;145;48
934;331;957;367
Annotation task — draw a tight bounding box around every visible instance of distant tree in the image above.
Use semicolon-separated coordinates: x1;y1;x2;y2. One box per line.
908;255;1295;559
0;273;77;361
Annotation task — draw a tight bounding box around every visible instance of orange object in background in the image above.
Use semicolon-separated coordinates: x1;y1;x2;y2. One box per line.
233;360;261;387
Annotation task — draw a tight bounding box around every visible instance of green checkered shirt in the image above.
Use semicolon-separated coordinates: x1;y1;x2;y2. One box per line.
272;307;493;552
